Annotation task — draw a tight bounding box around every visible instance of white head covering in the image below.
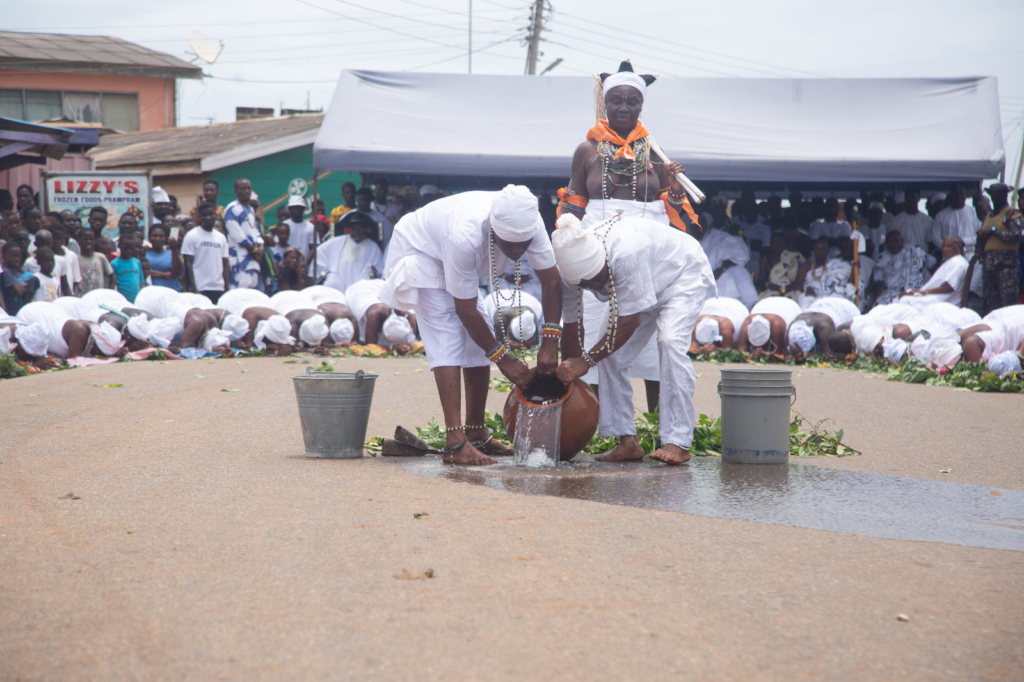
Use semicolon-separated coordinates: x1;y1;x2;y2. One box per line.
510;311;537;342
90;321;125;356
490;184;539;242
603;72;647;100
287;194;305;208
988;350;1021;376
200;327;232;349
883;337;908;363
868;201;885;211
382;313;414;343
927;337;961;369
299;314;329;346
419;184;439;197
695;317;722;344
788;320;816;353
329;318;355;344
126;315;151;342
15;323;49;357
0;327;10;355
551;214;605;284
152;186;170;203
858;323;886;354
254;315;295;349
747;315;771;347
147;317;181;348
221;314;250;342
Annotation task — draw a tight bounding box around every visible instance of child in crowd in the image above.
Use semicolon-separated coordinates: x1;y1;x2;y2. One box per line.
22;230;71;297
75;229;115;295
275;247;306;291
110;234;146;303
95;236;115;262
0;242;38;314
270;220;291;266
50;225;81;295
30;247;61;302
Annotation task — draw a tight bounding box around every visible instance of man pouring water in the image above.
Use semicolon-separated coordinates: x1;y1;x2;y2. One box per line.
379;185;563;466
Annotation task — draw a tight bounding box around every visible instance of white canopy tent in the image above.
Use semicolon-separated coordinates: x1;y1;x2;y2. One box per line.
314;70;1004;187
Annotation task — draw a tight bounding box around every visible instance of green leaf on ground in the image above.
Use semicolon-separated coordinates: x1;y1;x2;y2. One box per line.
241;370;249;373
939;468;952;473
283;360;298;364
91;383;123;388
194;374;205;379
221;388;240;392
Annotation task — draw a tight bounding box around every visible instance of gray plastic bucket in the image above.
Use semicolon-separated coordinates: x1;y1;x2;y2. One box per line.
292;368;378;458
717;367;794;464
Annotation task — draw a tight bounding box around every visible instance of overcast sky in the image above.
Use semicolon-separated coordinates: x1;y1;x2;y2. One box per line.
7;0;1024;180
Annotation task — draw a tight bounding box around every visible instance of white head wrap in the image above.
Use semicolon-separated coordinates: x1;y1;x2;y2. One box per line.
90;322;125;356
16;323;50;357
868;201;885;211
927;337;962;369
382;313;415;344
152;186;170;203
201;327;232;349
0;327;10;355
788;320;816;353
299;314;329;346
254;315;295;350
221;314;250;343
988;350;1021;376
551;214;605;284
883;337;908;363
287;194;305;208
126;315;151;342
747;315;771;347
489;184;539;242
510;311;537;342
695;317;722;344
147;317;181;348
603;72;647;100
419;184;439;197
857;323;886;354
329;318;355;344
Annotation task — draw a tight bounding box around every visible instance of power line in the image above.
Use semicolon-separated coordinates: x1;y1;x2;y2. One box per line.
405;33;526;71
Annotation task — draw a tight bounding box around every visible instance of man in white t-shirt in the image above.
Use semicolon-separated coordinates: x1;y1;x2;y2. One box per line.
892;187;934;252
808;198;852;256
932;185;980;255
182;203;231;304
282;194;315;258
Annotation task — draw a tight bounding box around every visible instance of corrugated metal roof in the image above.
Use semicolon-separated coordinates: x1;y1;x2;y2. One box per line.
90;114;324;169
0;32;203;79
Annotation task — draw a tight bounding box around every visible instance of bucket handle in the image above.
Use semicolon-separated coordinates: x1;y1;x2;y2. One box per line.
791;385;797;407
304;367;365;386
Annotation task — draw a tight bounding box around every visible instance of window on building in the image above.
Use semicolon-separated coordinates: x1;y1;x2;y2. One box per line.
0;89;140;131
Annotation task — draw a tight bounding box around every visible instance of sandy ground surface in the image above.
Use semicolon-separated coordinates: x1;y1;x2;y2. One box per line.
1;356;1022;681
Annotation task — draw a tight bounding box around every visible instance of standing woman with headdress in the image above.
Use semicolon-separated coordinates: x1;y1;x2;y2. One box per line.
558;60;699;411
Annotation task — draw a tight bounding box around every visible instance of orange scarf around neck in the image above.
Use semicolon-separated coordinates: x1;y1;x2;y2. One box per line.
586;119;650;160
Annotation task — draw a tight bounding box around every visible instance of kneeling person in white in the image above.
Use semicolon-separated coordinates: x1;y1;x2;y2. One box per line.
553;214;716;465
380;185;563;466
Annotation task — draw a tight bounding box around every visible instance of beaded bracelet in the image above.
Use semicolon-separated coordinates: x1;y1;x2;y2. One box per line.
486;343;509;363
540;323;563;340
581;350;597;368
445;425;464;433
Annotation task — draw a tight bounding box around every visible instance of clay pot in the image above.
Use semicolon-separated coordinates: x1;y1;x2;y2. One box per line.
503;378;600;460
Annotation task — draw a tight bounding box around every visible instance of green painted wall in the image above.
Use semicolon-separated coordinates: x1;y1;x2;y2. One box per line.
209;144;360;227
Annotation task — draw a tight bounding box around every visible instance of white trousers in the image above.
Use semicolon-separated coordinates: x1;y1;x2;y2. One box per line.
597;285;708;449
415;287;492;370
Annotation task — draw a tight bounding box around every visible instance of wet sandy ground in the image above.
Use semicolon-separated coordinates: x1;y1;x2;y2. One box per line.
1;356;1022;680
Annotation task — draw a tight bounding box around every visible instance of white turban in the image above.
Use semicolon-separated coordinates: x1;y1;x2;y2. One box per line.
126;315;151;342
747;315;771;347
329;318;355;344
695;317;722;344
299;314;329;346
883;337;908;363
788;320;816;353
489;184;539;242
603;71;646;100
927;337;962;370
382;313;415;344
0;327;10;355
988;350;1021;377
90;321;125;356
857;323;886;354
152;186;170;203
16;323;49;357
551;214;605;284
221;314;250;343
510;311;537;342
254;315;295;349
201;327;232;349
147;317;181;348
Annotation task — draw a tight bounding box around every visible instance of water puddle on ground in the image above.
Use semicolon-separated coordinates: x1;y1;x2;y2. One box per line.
404;458;1024;552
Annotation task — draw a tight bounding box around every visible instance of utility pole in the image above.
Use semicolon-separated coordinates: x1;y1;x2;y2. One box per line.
468;0;473;74
524;0;544;75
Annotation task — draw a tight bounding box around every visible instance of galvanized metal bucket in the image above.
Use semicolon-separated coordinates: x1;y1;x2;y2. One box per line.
717;367;794;464
292;368;378;459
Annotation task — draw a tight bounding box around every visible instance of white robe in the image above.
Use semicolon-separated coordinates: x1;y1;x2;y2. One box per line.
313;235;384;294
703;229;759;309
932;206;980;252
81;289;131;313
892;211;934;251
977;305;1024;360
270;290;319;316
345;278;388;343
749;296;802;327
53;296;104;323
698;296;749;342
217;289;273;316
562;216;716;449
806;296;860;327
903;254;969;308
16;302;72;357
304;284;349;307
133;286;185;320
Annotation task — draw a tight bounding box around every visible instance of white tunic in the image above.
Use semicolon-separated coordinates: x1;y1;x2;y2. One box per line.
806;296;860;327
80;289;132;313
304;284;349;307
270;290;319;316
133;286;185;320
904;254;969;308
16;302;72;357
976;305;1024;360
53;296;104;323
809;219;852;241
703;229;758;309
749;297;802;326
914;302;982;336
699;297;749;334
218;289;273;316
313;234;384;294
931;206;980;251
892;211;934;251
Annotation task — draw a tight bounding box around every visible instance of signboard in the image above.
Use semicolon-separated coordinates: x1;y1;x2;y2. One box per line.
42;171;152;242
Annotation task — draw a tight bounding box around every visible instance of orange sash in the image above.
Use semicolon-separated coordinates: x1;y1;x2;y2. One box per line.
586;119;650;161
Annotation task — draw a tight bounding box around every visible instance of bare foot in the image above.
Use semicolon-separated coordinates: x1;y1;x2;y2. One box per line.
596;437;645;462
467;429;513;457
650;444;691;465
442;441;497;466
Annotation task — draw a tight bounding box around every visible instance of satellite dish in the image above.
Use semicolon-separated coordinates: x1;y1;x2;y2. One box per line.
188;30;222;65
